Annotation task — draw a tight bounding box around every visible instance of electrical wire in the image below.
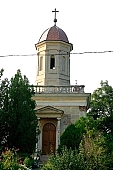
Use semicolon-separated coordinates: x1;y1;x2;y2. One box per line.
0;50;113;57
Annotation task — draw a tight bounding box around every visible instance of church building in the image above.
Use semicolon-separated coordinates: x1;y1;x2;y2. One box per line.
32;9;90;155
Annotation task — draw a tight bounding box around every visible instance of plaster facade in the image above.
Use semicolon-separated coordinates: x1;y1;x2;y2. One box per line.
32;92;90;151
35;41;73;86
33;17;90;155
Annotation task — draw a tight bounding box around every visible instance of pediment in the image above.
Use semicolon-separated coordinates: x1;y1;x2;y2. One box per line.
35;106;64;118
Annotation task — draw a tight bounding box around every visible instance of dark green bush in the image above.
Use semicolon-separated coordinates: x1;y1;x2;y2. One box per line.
58;119;86;152
59;124;77;151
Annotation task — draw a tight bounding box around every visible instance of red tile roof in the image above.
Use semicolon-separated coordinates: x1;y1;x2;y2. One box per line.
39;26;69;43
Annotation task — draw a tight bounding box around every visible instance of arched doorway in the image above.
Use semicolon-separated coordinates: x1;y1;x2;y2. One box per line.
42;123;56;154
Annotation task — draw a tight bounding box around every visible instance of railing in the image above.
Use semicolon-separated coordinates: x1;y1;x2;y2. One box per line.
32;85;85;94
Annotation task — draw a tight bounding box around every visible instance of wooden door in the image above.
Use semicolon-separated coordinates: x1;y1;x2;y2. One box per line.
42;123;56;155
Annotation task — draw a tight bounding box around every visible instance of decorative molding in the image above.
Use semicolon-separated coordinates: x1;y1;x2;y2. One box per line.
36;102;87;107
57;118;61;120
36;106;64;114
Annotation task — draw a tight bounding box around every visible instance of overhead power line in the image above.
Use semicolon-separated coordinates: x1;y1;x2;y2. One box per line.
71;50;113;54
0;50;113;57
0;54;36;57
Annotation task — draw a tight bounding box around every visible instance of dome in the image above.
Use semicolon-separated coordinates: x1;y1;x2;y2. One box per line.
38;25;69;43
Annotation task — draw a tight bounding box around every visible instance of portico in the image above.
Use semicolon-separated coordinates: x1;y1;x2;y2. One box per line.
35;106;63;154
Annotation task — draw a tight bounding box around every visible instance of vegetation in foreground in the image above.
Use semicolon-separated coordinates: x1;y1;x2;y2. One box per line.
0;69;40;169
1;68;113;169
42;81;113;170
0;69;40;154
0;147;35;169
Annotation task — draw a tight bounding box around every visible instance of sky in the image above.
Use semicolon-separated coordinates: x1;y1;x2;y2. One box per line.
0;0;113;93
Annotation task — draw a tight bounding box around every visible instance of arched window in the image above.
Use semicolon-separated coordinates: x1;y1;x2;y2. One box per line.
62;56;65;71
39;56;43;71
50;55;55;69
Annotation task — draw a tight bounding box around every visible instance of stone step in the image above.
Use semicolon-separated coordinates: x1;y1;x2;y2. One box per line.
39;155;49;163
38;155;49;168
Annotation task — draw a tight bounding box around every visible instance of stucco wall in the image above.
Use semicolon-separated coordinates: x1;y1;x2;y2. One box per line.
32;93;90;133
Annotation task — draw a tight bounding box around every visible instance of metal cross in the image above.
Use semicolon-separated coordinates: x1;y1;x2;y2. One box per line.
52;8;59;26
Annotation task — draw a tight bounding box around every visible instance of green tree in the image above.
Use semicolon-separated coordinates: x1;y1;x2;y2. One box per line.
59;116;94;151
79;126;107;170
59;124;77;151
88;81;113;153
0;69;9;145
0;69;39;154
89;80;113;120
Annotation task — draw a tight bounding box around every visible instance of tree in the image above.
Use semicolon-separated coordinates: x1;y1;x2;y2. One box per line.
79;126;109;170
0;69;39;154
89;80;113;120
58;116;95;151
88;80;113;157
0;69;9;145
59;124;77;151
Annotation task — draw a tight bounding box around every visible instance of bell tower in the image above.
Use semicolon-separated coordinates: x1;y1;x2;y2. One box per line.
35;9;73;86
33;9;91;156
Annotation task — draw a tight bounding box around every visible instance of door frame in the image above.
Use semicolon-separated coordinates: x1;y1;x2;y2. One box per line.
35;106;64;154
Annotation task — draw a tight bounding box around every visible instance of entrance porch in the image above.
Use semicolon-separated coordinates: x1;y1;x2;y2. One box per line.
35;106;64;155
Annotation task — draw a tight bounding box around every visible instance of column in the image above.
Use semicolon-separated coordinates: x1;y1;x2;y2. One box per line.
37;118;40;151
57;118;61;147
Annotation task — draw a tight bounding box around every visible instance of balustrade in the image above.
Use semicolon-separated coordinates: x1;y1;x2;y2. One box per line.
32;85;85;94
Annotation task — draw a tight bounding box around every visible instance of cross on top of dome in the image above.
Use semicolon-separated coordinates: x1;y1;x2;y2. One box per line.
37;8;72;44
52;8;59;26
